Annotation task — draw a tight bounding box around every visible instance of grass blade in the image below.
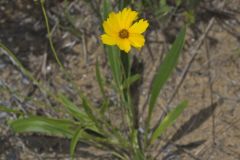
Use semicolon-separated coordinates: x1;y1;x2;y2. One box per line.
149;100;188;144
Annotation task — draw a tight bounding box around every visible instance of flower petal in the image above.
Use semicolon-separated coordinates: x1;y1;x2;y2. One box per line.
129;34;145;48
129;19;149;34
120;8;138;29
103;13;120;36
117;39;131;53
101;34;117;45
103;21;116;36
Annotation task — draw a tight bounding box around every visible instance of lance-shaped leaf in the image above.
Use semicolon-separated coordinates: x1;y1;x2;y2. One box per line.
149;100;188;144
106;46;122;89
10;116;77;138
146;27;186;127
70;128;83;159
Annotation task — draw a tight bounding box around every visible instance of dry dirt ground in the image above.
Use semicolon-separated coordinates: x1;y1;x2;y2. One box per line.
0;0;240;160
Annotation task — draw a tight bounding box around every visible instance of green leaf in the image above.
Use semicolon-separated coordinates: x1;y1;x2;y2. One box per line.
106;46;122;89
133;149;145;160
100;99;109;114
111;152;129;160
102;0;111;20
95;60;110;114
70;128;83;159
150;100;188;144
0;105;23;115
156;0;171;16
81;97;100;127
184;10;196;24
96;60;106;98
10;116;76;138
81;96;102;132
0;43;35;82
122;74;141;89
56;93;90;122
120;51;131;78
131;129;145;160
147;27;186;127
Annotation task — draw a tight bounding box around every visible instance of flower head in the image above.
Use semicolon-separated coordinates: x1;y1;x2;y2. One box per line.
101;8;149;53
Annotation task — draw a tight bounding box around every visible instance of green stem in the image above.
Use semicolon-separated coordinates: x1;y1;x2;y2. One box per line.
40;1;64;69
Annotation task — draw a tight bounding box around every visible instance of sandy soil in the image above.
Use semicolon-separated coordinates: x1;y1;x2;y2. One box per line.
0;0;240;159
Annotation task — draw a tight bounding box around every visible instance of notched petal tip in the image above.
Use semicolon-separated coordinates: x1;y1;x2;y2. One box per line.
129;34;145;48
140;19;149;28
120;8;138;28
129;19;149;34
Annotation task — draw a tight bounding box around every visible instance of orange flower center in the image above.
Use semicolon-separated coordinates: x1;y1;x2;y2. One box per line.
119;29;129;39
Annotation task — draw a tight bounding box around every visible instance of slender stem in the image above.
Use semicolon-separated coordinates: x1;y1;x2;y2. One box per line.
40;1;64;69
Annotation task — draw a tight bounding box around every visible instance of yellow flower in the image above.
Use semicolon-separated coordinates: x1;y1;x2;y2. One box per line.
101;8;149;53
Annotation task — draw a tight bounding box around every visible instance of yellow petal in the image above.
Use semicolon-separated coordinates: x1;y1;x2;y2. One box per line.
121;8;138;29
103;13;121;36
109;12;122;31
101;34;117;45
129;19;149;34
108;10;123;29
117;39;131;53
103;21;116;36
129;34;145;48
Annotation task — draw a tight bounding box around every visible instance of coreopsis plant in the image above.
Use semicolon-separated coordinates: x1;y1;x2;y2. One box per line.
0;1;188;160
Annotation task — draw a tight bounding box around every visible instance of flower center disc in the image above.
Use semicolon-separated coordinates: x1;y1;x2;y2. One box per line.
119;29;129;39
